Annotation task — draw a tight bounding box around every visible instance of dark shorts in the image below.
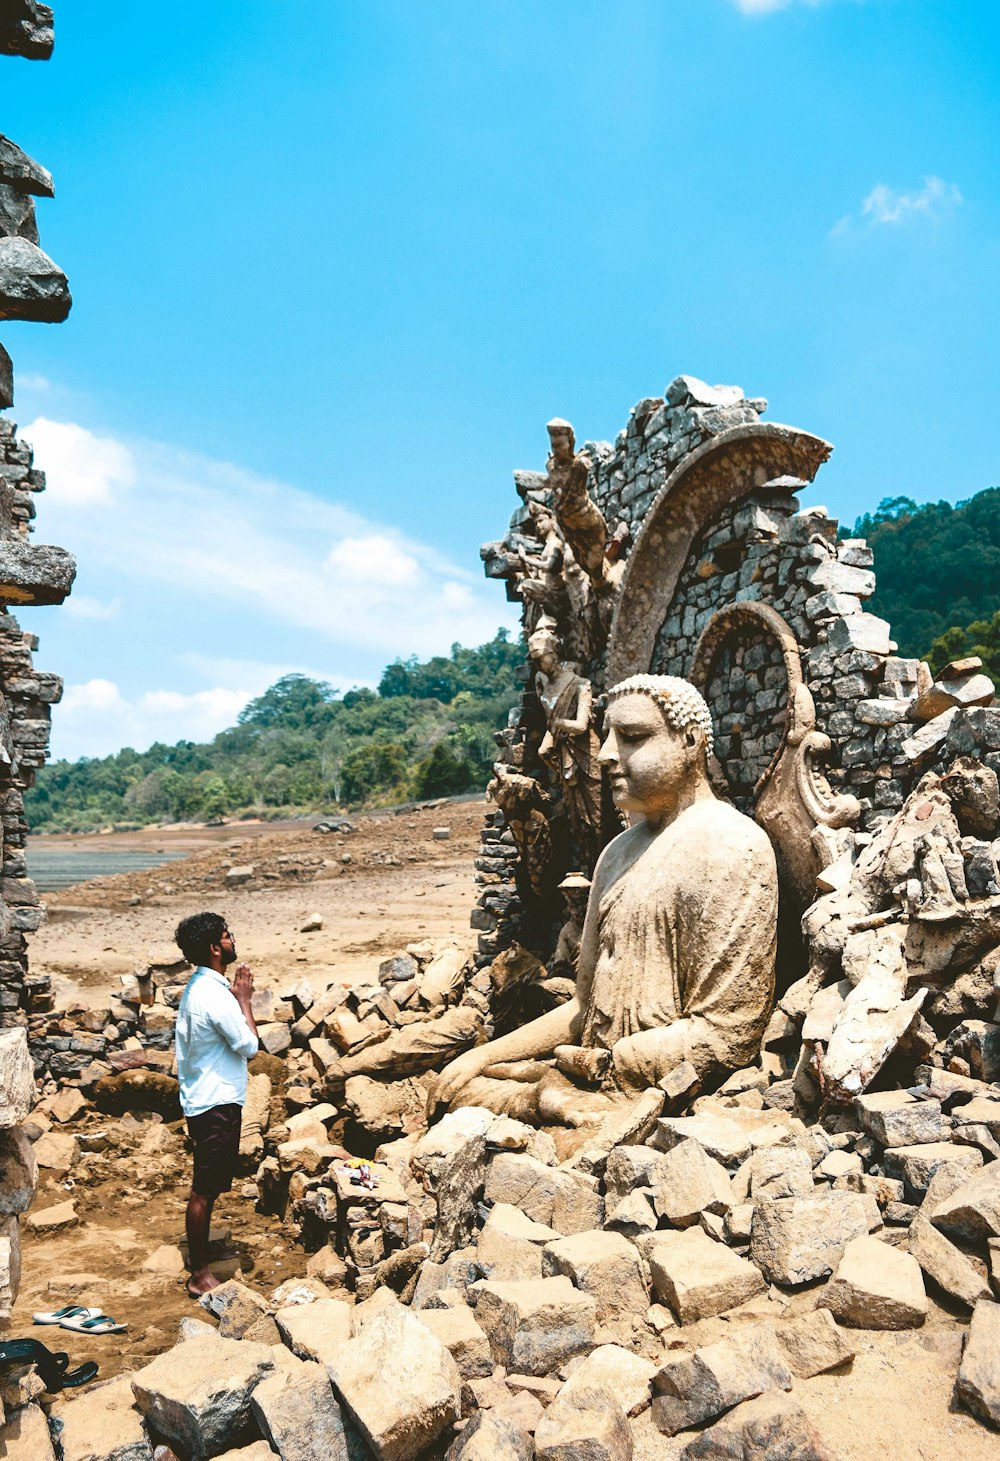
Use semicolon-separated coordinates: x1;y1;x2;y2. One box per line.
186;1102;242;1198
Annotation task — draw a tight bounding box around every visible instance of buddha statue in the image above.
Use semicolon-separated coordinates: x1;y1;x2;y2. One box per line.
428;674;779;1126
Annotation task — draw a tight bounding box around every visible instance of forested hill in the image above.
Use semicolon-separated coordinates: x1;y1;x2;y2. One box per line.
25;486;1000;833
26;632;523;833
854;487;1000;676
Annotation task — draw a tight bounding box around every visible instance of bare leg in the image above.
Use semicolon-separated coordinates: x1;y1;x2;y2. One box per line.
186;1191;220;1296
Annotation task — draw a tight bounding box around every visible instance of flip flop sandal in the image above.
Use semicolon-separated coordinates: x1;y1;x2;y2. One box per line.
32;1305;105;1327
58;1313;128;1335
0;1339;99;1391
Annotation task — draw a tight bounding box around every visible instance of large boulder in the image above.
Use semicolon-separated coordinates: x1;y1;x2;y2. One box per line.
653;1325;793;1436
679;1390;836;1460
0;1029;34;1127
275;1298;352;1364
484;1153;603;1234
750;1192;869;1285
474;1276;596;1375
955;1299;1000;1427
326;1302;461;1460
250;1361;349;1461
825;1235;927;1329
0;1127;37;1214
130;1335;275;1458
533;1384;632;1461
542;1229;648;1322
51;1374;154;1461
644;1227;765;1322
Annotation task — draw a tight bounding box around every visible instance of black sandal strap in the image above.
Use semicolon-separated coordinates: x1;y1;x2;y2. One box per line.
0;1339;98;1392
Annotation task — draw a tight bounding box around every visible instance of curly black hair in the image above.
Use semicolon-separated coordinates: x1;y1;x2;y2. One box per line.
174;911;228;967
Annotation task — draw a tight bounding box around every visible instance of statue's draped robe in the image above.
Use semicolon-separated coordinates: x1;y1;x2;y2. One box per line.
459;797;778;1120
579;798;778;1087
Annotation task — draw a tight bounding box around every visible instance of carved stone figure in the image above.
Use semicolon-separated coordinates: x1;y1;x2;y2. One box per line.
545;420;607;585
428;675;779;1126
529;618;603;874
549;872;590;978
486;764;555;899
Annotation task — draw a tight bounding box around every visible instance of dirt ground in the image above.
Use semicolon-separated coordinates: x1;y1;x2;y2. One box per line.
12;798;1000;1458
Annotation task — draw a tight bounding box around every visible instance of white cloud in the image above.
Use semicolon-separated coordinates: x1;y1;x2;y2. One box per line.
64;594;121;621
728;0;823;12
23;416;519;758
22;417;135;504
24;417;513;660
16;371;50;391
325;534;422;586
58;679;255;759
861;176;962;225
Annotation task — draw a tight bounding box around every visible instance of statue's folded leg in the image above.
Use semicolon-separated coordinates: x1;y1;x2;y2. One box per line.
454;1074;546;1122
453;1064;618;1128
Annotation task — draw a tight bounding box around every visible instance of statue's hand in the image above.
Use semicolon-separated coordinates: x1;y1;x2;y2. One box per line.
426;1048;487;1118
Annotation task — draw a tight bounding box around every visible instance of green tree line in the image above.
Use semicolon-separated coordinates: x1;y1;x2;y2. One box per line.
26;631;523;833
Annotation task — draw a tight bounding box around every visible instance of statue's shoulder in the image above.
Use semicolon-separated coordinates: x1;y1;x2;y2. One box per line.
680;798;777;866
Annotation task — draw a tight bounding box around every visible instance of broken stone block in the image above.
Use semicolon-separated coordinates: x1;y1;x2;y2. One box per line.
0;1215;21;1317
32;1128;79;1176
930;1160;1000;1241
444;1407;533;1459
275;1298;353;1364
826;1234;927;1329
475;1202;556;1281
26;1198;77;1234
130;1334;275;1457
955;1298;1000;1427
250;1360;348;1461
854;1090;942;1148
0;237;71;322
750;1191;869;1285
542;1228;648;1322
48;1086;86;1123
412;1108;493;1262
773;1307;855;1377
883;1141;982;1197
644;1227;766;1322
305;1245;349;1289
51;1374;153;1461
0;1029;34;1127
325;1303;461;1461
199;1279;269;1340
417;1305;492;1379
483;1153;603;1234
909;1212;991;1308
732;1143;813;1203
0;1401;56;1461
0;1126;36;1213
473;1276;596;1375
678;1390;836;1461
649;1138;732;1227
560;1343;656;1417
534;1384;632;1461
562;1088;664;1176
652;1324;793;1436
603;1145;664;1207
604;1189;658;1239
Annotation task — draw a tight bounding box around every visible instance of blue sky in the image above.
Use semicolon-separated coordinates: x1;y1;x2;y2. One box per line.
2;0;997;758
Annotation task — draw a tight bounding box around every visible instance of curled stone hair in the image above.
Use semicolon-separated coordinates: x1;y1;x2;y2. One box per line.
606;674;715;758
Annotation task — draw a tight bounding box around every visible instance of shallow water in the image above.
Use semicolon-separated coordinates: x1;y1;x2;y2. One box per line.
26;846;185;893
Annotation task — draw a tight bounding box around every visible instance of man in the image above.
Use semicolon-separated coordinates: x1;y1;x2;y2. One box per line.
174;912;258;1297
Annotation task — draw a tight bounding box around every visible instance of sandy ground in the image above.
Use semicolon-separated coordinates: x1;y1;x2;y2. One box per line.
13;799;1000;1457
28;798;486;1008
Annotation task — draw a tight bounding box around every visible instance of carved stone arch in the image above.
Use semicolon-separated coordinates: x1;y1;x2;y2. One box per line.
606;422;832;686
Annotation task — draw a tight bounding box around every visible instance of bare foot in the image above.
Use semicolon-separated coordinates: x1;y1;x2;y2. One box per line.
186;1270;221;1298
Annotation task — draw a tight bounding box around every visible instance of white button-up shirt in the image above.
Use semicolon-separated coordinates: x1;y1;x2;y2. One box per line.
176;966;259;1118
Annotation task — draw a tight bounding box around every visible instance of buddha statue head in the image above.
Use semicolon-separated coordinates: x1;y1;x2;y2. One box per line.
599;674;715;826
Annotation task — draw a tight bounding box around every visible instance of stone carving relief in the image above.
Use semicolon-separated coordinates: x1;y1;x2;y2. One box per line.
485;764;554;899
529;616;603;875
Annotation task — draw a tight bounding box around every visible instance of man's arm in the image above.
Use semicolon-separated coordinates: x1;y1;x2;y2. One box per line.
210;963;259;1059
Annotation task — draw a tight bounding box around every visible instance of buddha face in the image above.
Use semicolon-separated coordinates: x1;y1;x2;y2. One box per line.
599;692;699;820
